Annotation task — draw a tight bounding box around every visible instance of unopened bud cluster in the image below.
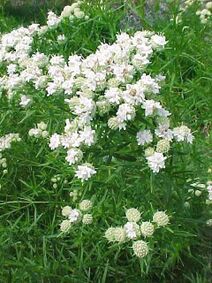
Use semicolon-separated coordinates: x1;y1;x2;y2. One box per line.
28;122;48;138
0;133;21;175
60;199;93;232
46;1;89;30
177;0;212;24
51;174;68;189
0;154;8;175
185;178;212;206
105;208;169;258
196;1;212;24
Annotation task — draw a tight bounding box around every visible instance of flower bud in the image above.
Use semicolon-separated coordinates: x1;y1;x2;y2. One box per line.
132;240;149;258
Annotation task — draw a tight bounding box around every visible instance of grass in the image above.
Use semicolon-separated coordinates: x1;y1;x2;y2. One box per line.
0;1;211;282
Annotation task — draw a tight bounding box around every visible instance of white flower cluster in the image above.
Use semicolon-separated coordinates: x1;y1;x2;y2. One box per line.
0;3;87;66
0;153;8;175
0;5;193;181
177;0;212;24
57;34;66;43
75;163;96;181
0;133;21;152
181;0;197;11
19;95;32;108
184;178;212;208
207;182;212;202
0;2;88;98
206;219;212;226
105;208;169;258
69;189;81;202
175;0;195;24
51;174;68;189
0;24;39;66
43;31;192;177
28;122;48;138
196;1;212;23
0;5;194;180
47;1;88;28
60;199;93;232
0;133;21;175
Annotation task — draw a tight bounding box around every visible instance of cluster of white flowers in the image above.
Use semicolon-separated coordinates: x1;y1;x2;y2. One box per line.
0;153;8;175
60;199;93;232
207;182;212;202
0;133;21;152
0;133;20;175
43;32;192;178
184;178;212;208
69;189;81;202
19;95;32;108
75;163;96;181
105;208;169;258
28;122;48;138
181;0;197;11
0;154;7;168
0;3;207;266
0;24;39;66
0;4;194;180
57;34;66;43
206;219;212;226
47;1;88;28
0;2;88;98
51;174;68;189
177;0;212;24
196;1;212;23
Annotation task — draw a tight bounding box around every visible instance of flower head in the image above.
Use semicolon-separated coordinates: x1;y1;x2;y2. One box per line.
20;95;31;107
132;240;149;258
124;222;141;240
75;163;96;181
68;209;81;223
66;148;83;165
146;152;167;173
79;199;93;211
61;205;72;217
136;130;153;146
105;227;116;242
60;220;71;232
153;211;169;226
113;227;126;243
82;214;93;225
126;208;141;222
140;222;154;237
156;139;170;153
173;125;193;143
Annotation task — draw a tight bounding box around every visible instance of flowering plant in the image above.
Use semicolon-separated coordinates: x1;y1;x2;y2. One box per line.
0;1;211;281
